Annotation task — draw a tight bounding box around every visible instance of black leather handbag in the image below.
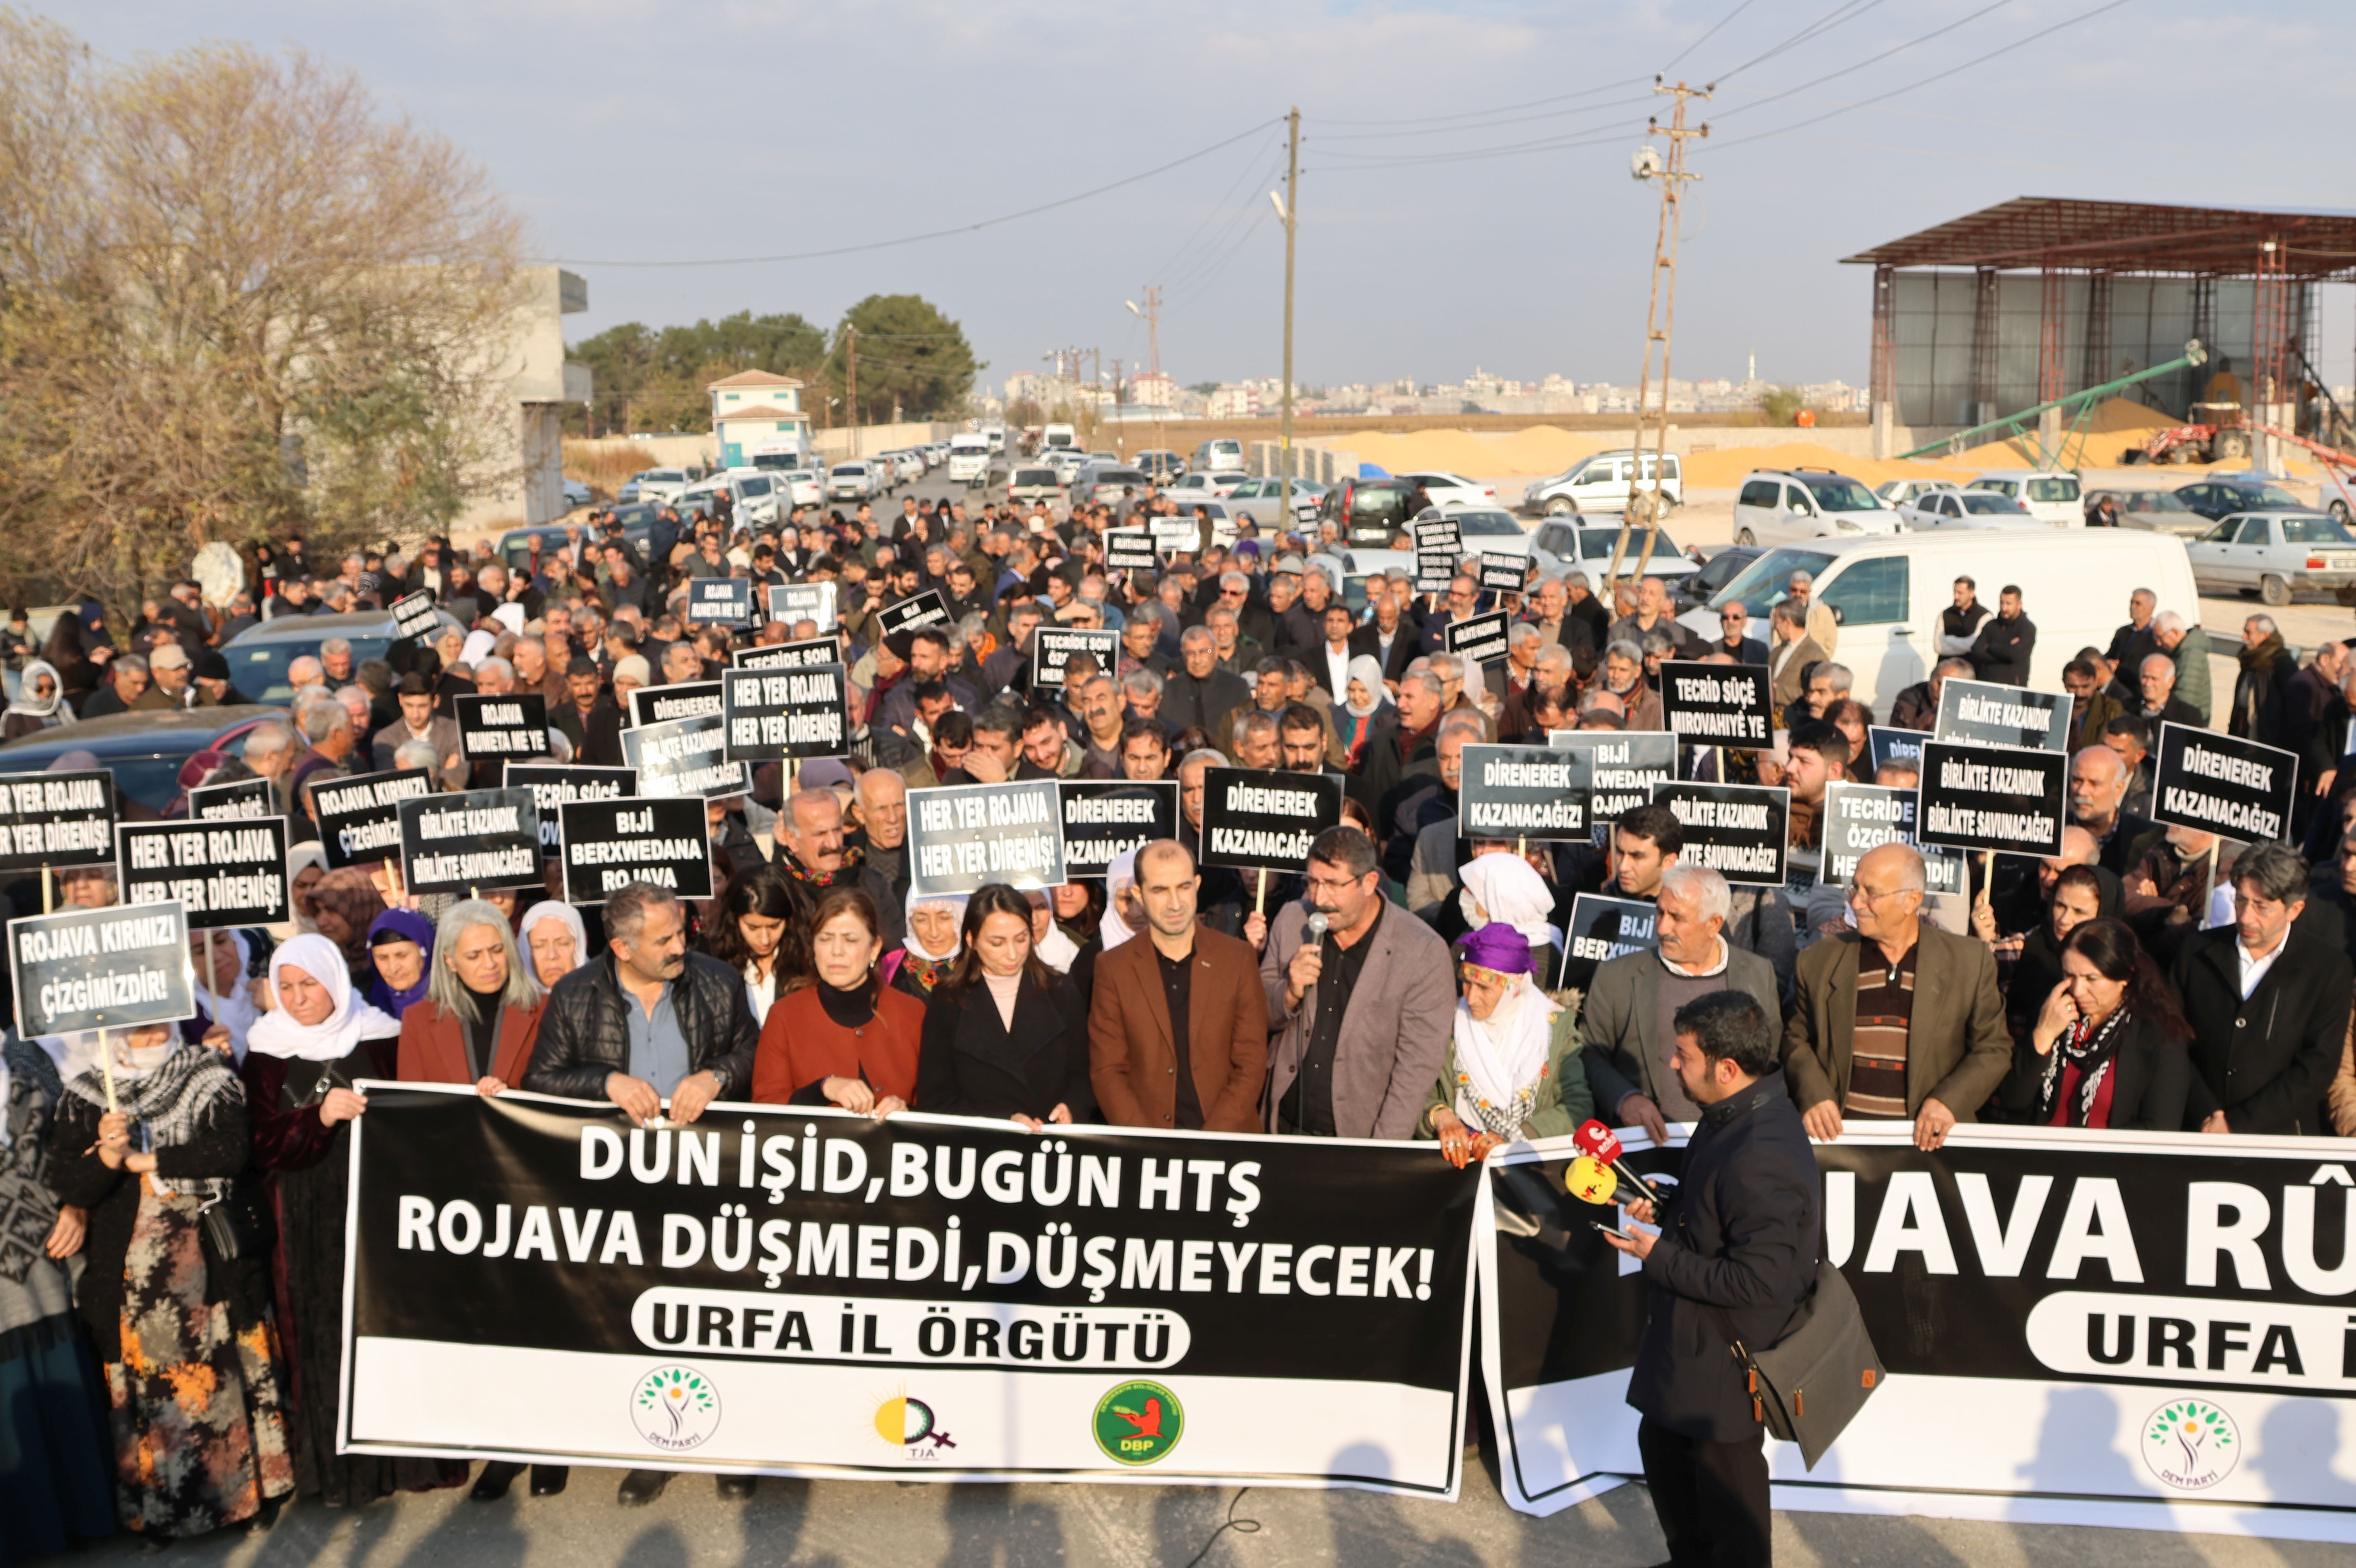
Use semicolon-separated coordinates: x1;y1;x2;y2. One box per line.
1707;1260;1885;1470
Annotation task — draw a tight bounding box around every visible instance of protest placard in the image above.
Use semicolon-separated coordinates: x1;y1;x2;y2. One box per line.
9;901;194;1040
1866;725;1926;776
1547;732;1675;826
630;680;723;729
0;768;116;872
556;796;713;904
388;589;443;641
768;582;837;633
1198;768;1342;872
906;780;1066;897
875;589;951;638
722;666;851;762
2151;723;2297;844
1915;740;2067;856
1057;780;1179;874
398;787;542;896
1103;528;1159;571
1458;744;1589;841
1443;610;1510;668
1475;552;1527;592
503;764;637;854
732;637;838;671
621;714;749;800
118;819;290;928
1933;678;2070;752
1658;661;1772;748
453;693;549;760
186;776;274;821
308;770;433;870
1030;628;1120;690
1649;782;1790;886
1560;894;1657;992
685;578;755;628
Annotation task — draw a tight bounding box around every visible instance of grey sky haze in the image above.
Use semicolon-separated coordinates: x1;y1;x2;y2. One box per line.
49;1;2356;392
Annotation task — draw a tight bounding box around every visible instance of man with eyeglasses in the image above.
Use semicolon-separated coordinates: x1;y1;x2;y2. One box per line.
1261;825;1453;1139
1782;842;2012;1153
1712;600;1768;666
1419;574;1481;657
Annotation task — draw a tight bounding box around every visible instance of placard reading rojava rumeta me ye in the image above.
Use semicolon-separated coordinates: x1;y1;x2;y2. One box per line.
2151;723;2298;845
556;796;713;905
309;769;434;870
453;693;549;761
0;768;115;871
768;582;837;633
1198;768;1342;872
685;577;754;628
722;666;850;762
117;819;290;929
629;681;722;731
1457;745;1588;842
8;900;194;1039
1914;739;2067;857
397;788;543;896
906;780;1066;898
1648;782;1790;887
1657;661;1771;748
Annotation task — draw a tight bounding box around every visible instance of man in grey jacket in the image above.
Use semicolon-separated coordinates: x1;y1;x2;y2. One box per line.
1581;864;1781;1145
1260;825;1454;1139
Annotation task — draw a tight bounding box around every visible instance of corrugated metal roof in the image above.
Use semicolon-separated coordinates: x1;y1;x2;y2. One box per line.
1841;196;2356;276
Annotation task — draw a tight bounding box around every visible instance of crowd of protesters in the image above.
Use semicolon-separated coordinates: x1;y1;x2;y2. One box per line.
6;485;2356;1560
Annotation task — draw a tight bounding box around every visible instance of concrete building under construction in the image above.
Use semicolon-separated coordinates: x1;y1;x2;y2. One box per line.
1845;198;2356;466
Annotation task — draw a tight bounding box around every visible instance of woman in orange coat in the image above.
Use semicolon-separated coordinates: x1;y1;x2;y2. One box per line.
751;885;925;1112
391;899;559;1502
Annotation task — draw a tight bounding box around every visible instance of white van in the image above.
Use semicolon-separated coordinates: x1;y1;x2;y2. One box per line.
1042;423;1077;452
947;435;992;484
1522;449;1683;516
1970;469;2083;527
1675;529;2200;718
1192;437;1245;473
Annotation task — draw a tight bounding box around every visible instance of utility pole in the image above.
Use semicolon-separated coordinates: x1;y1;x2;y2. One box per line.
1128;288;1165;460
1276;106;1300;491
845;326;860;458
1606;79;1708;590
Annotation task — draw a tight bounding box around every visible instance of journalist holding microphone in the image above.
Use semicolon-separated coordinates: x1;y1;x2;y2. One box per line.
1603;989;1819;1568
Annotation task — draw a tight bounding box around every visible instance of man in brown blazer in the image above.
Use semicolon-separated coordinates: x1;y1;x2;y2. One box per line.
1781;842;2013;1151
1089;839;1270;1132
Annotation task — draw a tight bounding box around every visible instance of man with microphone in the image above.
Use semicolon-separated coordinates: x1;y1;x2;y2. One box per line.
1602;989;1818;1568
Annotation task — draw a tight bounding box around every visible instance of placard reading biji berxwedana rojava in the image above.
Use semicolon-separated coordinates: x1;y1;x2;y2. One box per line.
556;796;713;905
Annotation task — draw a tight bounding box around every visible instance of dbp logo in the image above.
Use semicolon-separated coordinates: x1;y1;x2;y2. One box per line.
631;1366;722;1452
2141;1399;2238;1491
1093;1380;1183;1466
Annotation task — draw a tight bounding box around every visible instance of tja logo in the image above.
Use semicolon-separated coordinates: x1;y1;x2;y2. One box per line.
871;1389;956;1461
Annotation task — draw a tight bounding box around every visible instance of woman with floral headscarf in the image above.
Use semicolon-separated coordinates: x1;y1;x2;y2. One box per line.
1457;849;1565;991
304;867;387;982
891;887;969;1001
242;934;463;1507
47;1021;295;1541
1420;925;1591;1167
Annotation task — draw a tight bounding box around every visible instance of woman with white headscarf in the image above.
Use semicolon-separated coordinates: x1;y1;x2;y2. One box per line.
1420;924;1592;1167
518;900;590;996
1336;654;1391;768
2;658;76;743
891;886;969;1001
190;927;263;1062
241;934;464;1507
1458;850;1565;990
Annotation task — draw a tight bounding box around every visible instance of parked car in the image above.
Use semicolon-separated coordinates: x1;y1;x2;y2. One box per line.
2084;486;2207;537
1526;517;1702;592
1874;478;1962;508
1522;450;1683;516
775;469;826;509
1075;466;1153;508
1134;450;1186;485
1191;437;1246;472
2185;510;2356;605
631;468;693;504
1435;507;1536;557
1731;468;1903;546
1166;470;1247;500
827;461;881;501
1394;470;1497;510
1306;548;1416;616
1318;478;1422;545
0;706;286;816
1006;465;1065;505
562;479;592;510
1897;490;2041;529
1967;469;2082;527
2172;476;2316;523
1223;476;1325;529
219;607;460;703
1677;545;1765;610
1044;448;1089;482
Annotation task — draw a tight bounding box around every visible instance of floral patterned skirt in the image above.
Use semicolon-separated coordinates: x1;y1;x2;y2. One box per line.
104;1184;294;1539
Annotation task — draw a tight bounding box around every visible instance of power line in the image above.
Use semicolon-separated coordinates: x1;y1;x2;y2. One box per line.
1310;120;1651;172
1712;0;1894;81
1660;0;1762;73
529;119;1283;268
1312;91;1658;142
1711;0;2019;121
1703;0;2138;150
1152;137;1286;287
1315;74;1649;128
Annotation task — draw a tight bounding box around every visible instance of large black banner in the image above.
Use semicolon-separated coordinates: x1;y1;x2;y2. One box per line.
342;1091;1478;1493
0;768;116;872
2152;724;2297;845
117;819;290;928
906;780;1066;897
1058;780;1179;875
1483;1125;2356;1539
1548;733;1675;827
308;770;433;870
1458;744;1588;842
1917;739;2067;857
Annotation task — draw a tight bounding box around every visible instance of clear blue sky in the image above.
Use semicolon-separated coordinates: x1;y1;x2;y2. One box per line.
50;1;2356;393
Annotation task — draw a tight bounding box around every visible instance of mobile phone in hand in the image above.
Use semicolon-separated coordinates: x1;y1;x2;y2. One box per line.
1591;1219;1637;1243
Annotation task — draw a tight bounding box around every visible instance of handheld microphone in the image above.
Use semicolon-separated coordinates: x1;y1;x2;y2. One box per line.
1563;1154;1618;1205
1304;912;1329;942
1575;1118;1662;1208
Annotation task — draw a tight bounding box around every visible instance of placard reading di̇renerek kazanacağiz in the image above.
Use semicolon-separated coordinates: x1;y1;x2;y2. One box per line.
2150;723;2298;844
629;681;723;731
1197;769;1342;872
1457;744;1588;841
1058;781;1179;873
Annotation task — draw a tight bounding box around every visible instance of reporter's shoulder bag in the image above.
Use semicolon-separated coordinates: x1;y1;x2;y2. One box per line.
1707;1260;1884;1470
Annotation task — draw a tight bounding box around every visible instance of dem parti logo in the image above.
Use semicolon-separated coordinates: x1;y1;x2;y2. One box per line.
631;1366;722;1452
2141;1398;2239;1491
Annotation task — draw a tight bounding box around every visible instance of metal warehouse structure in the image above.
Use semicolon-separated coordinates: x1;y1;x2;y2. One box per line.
1843;198;2356;464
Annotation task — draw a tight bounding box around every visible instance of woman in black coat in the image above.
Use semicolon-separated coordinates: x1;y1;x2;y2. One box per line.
2001;917;2192;1131
916;883;1095;1126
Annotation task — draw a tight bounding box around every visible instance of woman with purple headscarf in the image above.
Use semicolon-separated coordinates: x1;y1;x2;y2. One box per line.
1420;924;1592;1167
361;908;435;1019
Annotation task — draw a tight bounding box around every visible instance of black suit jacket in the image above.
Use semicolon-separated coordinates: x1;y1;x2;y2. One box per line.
915;971;1095;1121
1347;623;1418;686
2170;922;2352;1134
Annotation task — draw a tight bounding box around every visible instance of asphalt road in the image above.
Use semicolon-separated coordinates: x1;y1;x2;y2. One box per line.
49;1449;2351;1566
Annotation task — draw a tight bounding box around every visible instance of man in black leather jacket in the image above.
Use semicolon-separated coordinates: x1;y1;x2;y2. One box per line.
1605;989;1819;1568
